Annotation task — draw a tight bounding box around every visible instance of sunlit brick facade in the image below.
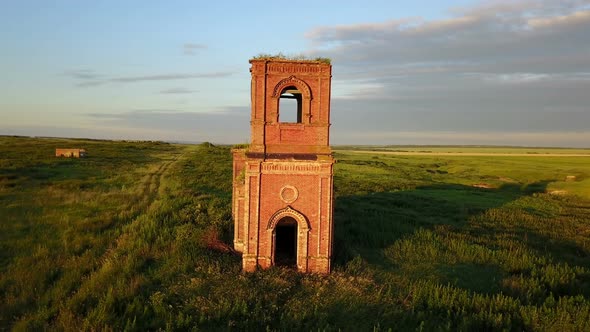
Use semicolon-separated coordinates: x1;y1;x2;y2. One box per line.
232;59;334;273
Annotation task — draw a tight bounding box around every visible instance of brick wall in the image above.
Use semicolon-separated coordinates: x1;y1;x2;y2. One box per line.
233;59;334;273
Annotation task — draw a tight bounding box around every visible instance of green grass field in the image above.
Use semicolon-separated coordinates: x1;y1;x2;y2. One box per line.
1;136;589;331
336;145;590;155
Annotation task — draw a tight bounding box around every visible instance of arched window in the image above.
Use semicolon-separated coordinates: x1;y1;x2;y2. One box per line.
279;86;302;123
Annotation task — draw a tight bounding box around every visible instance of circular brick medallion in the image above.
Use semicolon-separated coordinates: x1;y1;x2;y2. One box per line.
280;185;298;203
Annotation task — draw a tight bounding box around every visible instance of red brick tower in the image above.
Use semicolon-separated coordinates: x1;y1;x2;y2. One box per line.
232;58;334;273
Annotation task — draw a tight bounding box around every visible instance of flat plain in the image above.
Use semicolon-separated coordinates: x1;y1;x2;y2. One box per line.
1;136;589;331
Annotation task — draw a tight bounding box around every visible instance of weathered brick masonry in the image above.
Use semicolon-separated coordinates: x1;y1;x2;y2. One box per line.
232;59;334;273
55;148;86;158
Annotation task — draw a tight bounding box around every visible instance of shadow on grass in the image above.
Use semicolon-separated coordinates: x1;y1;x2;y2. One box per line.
333;179;590;299
332;181;551;266
331;181;588;297
334;184;541;264
524;231;590;268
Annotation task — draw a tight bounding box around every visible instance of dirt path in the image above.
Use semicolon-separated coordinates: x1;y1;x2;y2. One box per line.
334;150;590;157
65;150;185;308
140;154;178;204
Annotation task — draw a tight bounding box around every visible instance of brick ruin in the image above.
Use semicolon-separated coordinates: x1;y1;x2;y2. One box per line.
232;58;334;273
55;148;86;158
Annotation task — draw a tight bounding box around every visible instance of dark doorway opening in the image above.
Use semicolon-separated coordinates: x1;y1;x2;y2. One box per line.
274;217;297;267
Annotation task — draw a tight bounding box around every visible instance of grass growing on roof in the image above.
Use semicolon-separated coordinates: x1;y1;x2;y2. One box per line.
251;52;331;64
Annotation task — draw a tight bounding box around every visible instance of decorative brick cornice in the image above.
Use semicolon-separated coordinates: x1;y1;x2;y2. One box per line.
268;63;321;74
261;162;333;175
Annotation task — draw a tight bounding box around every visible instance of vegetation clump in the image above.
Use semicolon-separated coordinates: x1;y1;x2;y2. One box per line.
252;52;331;64
231;143;249;150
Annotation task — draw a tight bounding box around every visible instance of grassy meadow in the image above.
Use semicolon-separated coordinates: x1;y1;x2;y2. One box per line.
1;136;590;331
336;145;590;155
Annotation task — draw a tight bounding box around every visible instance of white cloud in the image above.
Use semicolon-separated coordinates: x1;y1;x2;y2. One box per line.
528;9;590;28
304;0;590;147
307;0;590;68
482;72;551;84
159;88;198;94
66;69;235;87
183;43;207;55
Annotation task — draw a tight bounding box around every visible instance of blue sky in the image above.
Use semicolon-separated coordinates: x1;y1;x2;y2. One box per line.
1;0;589;147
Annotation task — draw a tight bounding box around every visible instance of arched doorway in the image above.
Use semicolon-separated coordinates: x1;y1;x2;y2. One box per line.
267;206;310;271
274;216;297;267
